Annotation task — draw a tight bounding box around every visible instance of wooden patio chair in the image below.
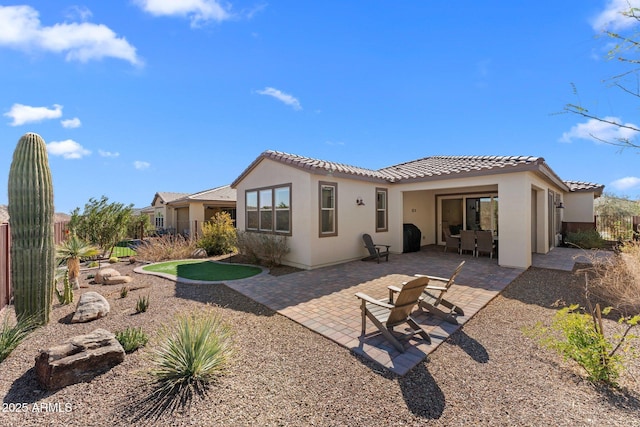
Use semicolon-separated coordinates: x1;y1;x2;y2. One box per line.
361;233;390;263
413;260;466;324
356;277;431;352
460;230;476;256
475;230;495;259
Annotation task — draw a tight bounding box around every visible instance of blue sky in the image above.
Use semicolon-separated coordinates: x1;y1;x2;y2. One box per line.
1;0;640;213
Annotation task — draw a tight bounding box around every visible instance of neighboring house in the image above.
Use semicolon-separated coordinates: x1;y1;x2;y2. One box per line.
149;186;237;237
231;150;604;270
150;192;190;233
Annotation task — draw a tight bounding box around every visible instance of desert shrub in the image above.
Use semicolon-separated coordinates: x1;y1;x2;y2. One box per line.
0;314;37;363
149;309;233;396
588;243;640;315
136;295;150;313
109;256;119;264
120;286;129;298
135;235;196;262
115;327;149;353
527;302;638;386
236;231;289;267
565;229;605;249
88;261;99;268
197;212;237;256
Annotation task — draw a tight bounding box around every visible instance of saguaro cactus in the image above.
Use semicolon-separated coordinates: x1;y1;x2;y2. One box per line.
8;132;55;325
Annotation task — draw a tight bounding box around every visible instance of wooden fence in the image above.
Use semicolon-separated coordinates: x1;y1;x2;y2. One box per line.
0;222;68;312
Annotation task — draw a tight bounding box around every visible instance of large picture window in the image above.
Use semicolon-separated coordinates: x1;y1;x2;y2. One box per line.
319;182;337;236
245;184;291;234
376;188;388;232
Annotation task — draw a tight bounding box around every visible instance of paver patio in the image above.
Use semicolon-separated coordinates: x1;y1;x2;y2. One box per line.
222;246;602;375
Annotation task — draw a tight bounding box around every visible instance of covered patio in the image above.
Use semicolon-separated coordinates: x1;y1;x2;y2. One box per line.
224;247;542;375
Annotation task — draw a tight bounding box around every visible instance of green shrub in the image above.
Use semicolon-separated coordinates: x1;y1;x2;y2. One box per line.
197;212;237;256
149;309;233;396
0;315;37;363
526;302;639;386
565;229;605;249
109;256;119;264
236;231;289;267
136;295;149;313
88;261;99;268
120;286;129;299
115;327;149;353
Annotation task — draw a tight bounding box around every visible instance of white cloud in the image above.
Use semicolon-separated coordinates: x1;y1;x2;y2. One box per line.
256;87;302;110
134;160;150;170
46;139;91;159
61;117;81;128
610;176;640;191
4;103;63;126
98;149;119;158
591;0;640;31
135;0;231;27
559;117;640;144
0;5;141;66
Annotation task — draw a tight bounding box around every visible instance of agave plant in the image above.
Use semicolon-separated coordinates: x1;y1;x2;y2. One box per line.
56;234;100;290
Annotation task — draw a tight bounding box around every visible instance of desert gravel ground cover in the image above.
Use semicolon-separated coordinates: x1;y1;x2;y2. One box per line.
0;260;638;426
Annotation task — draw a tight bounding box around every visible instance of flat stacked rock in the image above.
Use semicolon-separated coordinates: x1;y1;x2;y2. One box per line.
35;328;125;390
95;267;132;285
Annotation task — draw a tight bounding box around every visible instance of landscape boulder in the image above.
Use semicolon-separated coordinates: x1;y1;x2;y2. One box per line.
35;328;125;390
95;267;131;285
191;248;208;258
71;291;110;323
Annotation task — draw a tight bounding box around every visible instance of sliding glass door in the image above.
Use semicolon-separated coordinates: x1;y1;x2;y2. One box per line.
438;194;499;244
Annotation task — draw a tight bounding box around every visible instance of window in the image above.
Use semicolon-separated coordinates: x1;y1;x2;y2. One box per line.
245;185;291;234
275;187;291;233
246;191;258;230
376;188;388;232
319;182;337;236
259;189;273;231
155;212;164;229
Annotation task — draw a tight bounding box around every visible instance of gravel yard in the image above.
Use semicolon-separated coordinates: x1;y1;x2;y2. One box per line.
0;261;638;426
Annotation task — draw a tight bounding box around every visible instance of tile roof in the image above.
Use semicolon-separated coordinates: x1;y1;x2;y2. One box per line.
156;192;190;203
259;150;387;180
377;155;543;182
232;150;603;192
169;185;236;203
564;180;605;193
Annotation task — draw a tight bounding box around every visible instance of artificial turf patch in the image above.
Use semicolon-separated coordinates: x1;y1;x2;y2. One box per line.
143;260;262;281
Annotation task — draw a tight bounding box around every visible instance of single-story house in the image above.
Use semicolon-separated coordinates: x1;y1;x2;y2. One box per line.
149;186;237;237
231;150;604;270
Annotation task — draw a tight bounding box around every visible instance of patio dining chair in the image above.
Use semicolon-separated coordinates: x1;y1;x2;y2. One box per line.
443;226;460;254
460;230;476;256
356;276;431;352
475;230;495;259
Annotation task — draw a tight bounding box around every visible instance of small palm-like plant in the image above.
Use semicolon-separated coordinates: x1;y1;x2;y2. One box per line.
149;310;233;396
56;234;100;290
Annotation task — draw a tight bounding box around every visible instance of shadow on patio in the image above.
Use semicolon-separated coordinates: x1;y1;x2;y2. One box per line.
226;246;525;375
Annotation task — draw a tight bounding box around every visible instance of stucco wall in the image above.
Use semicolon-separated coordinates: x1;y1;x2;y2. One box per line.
563;192;595;223
235;158;579;270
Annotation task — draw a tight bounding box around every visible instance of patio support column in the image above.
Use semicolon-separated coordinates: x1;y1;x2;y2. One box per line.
497;177;532;269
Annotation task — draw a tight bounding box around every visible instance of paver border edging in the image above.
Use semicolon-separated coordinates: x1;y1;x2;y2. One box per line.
133;259;269;285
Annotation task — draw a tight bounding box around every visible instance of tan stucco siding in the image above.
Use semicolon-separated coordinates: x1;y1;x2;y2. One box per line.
563;192;595;223
235;159;314;269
